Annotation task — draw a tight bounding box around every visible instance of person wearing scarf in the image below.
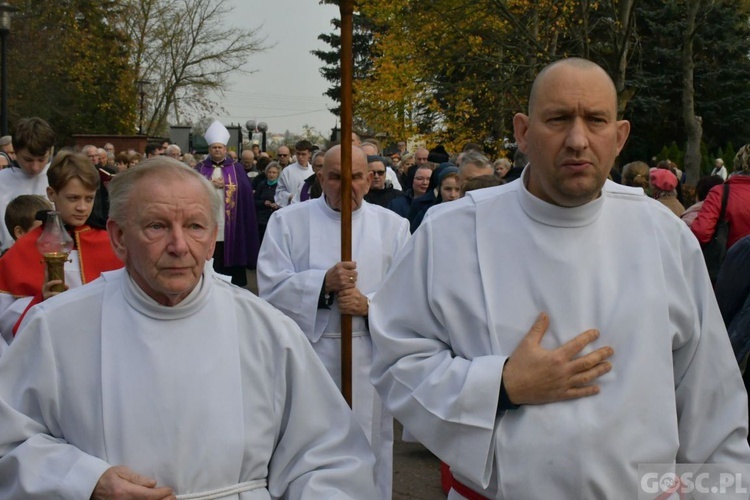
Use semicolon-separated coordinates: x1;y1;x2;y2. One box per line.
197;120;259;286
253;161;281;244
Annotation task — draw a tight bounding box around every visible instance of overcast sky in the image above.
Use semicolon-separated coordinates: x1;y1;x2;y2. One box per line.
211;0;340;137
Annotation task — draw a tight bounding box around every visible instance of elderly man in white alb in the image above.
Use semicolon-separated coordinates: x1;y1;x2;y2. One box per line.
369;58;750;499
0;157;379;499
258;145;410;499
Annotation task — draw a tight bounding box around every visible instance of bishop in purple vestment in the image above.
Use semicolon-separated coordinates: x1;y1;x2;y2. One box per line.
197;120;259;286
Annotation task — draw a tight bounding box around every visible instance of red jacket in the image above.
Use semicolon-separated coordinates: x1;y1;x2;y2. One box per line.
691;174;750;249
0;224;123;334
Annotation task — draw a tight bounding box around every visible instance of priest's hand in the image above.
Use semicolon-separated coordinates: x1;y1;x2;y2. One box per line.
338;288;369;316
324;261;358;294
92;465;175;499
42;279;69;301
211;177;224;189
502;313;614;406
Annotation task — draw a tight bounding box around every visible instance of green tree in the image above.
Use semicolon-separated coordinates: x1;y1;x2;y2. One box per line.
725;141;737;172
311;3;377;123
622;0;750;167
8;0;137;144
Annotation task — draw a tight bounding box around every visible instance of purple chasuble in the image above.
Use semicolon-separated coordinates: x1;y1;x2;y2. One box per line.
198;156;259;268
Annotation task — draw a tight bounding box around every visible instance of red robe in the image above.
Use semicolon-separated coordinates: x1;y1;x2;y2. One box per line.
0;224;123;335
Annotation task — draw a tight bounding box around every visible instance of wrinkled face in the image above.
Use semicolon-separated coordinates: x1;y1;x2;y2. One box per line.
84;147;99;166
514;63;630;207
318;147;372;211
415;149;429;166
412;167;431;197
16;148;50;176
209;143;227;163
47;178;96;227
312;154;325;173
277;146;291;166
107;176;217;306
167;149;182;160
440;176;460;202
99;151;108;165
296;149;310;166
265;166;279;181
369;160;387;189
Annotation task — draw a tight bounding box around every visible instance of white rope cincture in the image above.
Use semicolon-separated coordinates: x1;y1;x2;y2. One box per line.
175;479;267;500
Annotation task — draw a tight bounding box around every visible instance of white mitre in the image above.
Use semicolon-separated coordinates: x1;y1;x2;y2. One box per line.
205;120;230;146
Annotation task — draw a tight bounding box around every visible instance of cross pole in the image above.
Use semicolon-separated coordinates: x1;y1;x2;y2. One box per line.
339;0;354;407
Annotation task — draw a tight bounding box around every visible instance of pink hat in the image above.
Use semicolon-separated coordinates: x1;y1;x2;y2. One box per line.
650;169;678;191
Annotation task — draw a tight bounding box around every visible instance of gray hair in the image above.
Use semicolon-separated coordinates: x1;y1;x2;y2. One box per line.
459;151;493;174
108;156;219;228
265;161;281;174
311;150;326;165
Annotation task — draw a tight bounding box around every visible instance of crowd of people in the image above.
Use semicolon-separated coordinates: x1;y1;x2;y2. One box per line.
0;57;749;499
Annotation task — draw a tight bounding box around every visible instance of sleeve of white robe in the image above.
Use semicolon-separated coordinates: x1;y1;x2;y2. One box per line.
0;312;111;498
257;210;330;342
274;168;294;207
267;313;378;499
670;225;750;464
0;294;32;345
369;214;504;489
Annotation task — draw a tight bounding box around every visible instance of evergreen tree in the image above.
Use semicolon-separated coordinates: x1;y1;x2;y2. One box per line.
311;2;376;123
622;0;750;164
8;0;137;144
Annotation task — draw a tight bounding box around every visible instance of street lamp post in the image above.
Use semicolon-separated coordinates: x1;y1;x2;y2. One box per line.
245;119;255;150
136;79;151;135
257;122;268;152
0;2;17;137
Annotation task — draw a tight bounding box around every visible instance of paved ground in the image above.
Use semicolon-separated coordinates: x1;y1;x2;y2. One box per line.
247;272;445;499
393;421;445;499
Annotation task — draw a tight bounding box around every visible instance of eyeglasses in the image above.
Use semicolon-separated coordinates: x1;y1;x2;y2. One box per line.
278;153;289;157
372;170;386;176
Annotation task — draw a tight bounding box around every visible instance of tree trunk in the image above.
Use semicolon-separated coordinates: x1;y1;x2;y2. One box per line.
682;0;703;186
613;0;638;119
